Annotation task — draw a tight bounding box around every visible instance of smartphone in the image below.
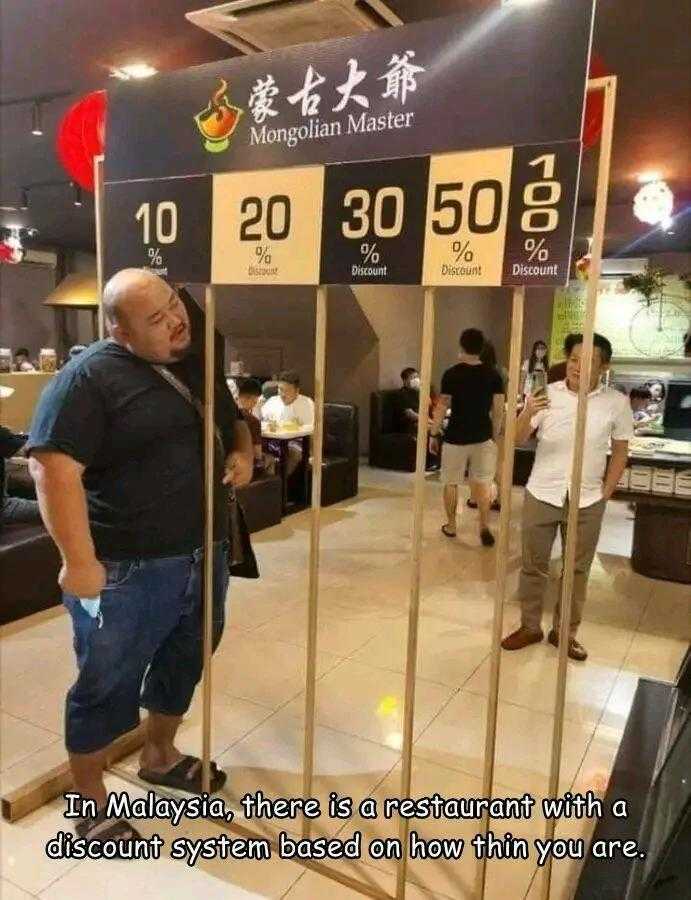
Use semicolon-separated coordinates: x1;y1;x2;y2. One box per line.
531;370;547;397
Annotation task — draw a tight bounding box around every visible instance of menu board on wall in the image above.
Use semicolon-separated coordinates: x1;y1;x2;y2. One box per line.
550;277;691;361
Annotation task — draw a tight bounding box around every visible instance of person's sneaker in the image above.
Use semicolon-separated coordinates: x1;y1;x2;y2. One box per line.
480;527;495;547
501;626;544;651
547;630;588;661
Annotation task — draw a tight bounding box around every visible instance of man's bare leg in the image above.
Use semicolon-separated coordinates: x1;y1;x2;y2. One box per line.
286;444;302;476
443;484;458;534
69;748;109;811
138;712;184;772
471;480;495;546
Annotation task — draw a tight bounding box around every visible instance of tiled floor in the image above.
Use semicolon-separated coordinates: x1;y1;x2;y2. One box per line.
1;466;688;899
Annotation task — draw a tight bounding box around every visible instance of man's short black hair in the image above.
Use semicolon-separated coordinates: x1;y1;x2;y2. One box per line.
630;387;652;401
459;328;484;355
236;376;262;397
401;367;418;383
566;333;613;363
278;369;300;387
15;347;29;357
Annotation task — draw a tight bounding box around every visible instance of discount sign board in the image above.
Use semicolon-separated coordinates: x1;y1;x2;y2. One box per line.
104;2;595;286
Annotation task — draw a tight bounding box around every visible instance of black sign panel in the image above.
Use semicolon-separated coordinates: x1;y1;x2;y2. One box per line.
104;176;212;282
105;2;594;183
502;142;582;285
320;158;429;284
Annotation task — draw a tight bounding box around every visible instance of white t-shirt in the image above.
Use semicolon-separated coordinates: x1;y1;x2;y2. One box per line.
261;393;315;429
527;380;633;508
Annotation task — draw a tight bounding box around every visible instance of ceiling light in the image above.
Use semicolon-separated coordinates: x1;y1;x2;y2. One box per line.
20;189;29;210
109;63;158;81
633;179;674;227
72;183;83;207
31;101;43;135
502;0;546;6
637;170;661;184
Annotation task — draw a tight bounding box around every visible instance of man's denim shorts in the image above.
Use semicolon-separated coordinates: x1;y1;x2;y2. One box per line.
62;541;229;754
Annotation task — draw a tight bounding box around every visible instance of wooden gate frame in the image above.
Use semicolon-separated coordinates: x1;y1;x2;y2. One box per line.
2;75;617;900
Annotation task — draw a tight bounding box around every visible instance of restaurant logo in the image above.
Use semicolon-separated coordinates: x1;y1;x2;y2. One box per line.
194;78;243;153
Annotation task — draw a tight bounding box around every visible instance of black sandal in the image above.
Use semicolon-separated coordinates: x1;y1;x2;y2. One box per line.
138;755;227;794
441;524;457;538
75;808;141;845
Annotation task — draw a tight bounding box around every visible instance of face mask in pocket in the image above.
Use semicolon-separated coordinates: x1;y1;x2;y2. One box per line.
79;597;103;628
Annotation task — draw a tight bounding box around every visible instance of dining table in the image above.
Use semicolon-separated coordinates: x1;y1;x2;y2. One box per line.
261;423;314;513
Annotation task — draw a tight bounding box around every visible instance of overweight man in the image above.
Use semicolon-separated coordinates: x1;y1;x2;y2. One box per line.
27;270;252;842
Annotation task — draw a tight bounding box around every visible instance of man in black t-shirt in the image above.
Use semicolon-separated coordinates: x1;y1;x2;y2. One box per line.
431;329;504;547
394;367;422;435
27;270;253;843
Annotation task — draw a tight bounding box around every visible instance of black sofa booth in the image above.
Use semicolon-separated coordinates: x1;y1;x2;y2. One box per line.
369;390;417;472
311;401;359;507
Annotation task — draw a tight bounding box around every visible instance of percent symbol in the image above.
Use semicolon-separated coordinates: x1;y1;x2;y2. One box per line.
452;240;474;263
524;238;549;262
147;247;163;266
255;245;272;264
360;242;380;264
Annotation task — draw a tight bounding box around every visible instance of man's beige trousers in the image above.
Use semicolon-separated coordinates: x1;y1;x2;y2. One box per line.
519;491;606;638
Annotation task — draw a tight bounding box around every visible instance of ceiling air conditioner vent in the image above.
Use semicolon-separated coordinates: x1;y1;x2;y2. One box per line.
186;0;402;54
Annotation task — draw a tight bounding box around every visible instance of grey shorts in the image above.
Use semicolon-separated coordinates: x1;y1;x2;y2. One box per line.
440;439;497;485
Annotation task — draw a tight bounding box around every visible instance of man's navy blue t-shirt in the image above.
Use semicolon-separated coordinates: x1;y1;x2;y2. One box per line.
27;340;235;560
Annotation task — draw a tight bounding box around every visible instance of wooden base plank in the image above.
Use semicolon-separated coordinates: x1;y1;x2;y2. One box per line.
1;723;146;823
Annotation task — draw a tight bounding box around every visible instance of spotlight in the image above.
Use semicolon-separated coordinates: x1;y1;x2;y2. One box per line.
72;183;83;207
31;101;43;136
20;189;29;210
109;63;158;81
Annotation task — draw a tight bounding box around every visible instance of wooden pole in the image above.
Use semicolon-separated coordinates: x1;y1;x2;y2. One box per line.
302;285;327;837
475;285;525;898
93;155;105;340
395;287;435;899
201;284;216;796
540;75;617;900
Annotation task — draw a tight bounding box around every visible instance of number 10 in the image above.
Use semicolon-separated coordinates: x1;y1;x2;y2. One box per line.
135;201;178;244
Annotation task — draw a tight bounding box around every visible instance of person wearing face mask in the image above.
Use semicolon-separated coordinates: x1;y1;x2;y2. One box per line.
394;367;423;434
393;367;440;468
502;332;633;661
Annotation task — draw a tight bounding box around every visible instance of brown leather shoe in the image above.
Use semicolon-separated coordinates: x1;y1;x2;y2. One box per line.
547;630;588;661
501;626;544;651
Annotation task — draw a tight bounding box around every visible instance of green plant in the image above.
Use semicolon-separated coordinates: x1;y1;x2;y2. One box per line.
623;264;666;307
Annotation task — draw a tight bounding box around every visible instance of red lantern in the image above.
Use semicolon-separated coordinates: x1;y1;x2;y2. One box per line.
56;91;107;191
582;54;608;150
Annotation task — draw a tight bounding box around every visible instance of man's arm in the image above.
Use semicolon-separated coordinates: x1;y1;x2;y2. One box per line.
602;439;629;500
491;393;505;442
223;419;253;487
515;392;549;445
29;451;105;597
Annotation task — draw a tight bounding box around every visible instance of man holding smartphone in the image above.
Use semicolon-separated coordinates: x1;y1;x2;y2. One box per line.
502;333;633;661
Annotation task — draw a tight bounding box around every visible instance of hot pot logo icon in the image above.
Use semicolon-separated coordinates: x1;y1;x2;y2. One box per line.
194;78;243;153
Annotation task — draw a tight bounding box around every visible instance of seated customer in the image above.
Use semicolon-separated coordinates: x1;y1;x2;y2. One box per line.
236;377;268;477
262;370;315;475
394;367;440;468
394;367;423;434
14;347;36;372
1;425;41;526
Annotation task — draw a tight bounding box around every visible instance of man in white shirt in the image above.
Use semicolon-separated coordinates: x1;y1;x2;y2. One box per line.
261;369;315;475
502;333;633;661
